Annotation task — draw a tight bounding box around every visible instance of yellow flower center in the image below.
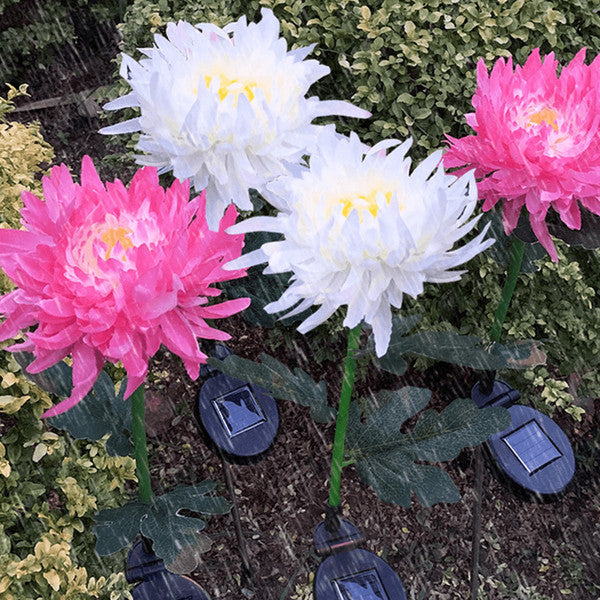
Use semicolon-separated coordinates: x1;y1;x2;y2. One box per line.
101;227;133;261
340;190;393;219
204;74;257;104
527;107;559;132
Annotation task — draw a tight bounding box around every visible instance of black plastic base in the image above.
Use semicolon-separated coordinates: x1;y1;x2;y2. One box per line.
313;514;365;556
471;379;520;409
132;572;210;600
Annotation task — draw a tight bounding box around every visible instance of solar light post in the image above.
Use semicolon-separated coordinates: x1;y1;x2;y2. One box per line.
312;513;407;600
311;324;407;600
195;344;279;459
193;343;279;595
471;379;575;497
315;548;407;600
469;376;576;600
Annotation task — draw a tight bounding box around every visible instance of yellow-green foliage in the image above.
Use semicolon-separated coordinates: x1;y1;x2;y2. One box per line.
0;84;54;231
0;351;135;600
0;89;134;598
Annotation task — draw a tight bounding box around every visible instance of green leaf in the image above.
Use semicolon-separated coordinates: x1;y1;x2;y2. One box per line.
515;206;600;251
364;314;422;374
482;210;546;272
222;231;312;328
94;484;230;565
14;352;132;456
347;388;510;507
93;500;148;556
0;525;11;556
141;484;230;567
378;319;546;373
207;353;336;423
413;107;432;119
13;352;72;398
49;372;132;456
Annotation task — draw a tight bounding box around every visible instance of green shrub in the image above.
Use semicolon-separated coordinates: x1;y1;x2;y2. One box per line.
0;352;135;600
112;0;600;419
0;89;134;599
0;0;123;84
0;84;54;231
117;0;600;156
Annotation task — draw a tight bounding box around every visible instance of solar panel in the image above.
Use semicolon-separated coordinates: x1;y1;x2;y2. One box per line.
211;385;266;438
333;568;389;600
502;419;562;475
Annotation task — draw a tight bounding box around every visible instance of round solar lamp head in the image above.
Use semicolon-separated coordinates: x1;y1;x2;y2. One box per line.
487;404;575;496
313;518;365;556
132;571;211;600
471;379;520;409
125;538;166;583
196;373;279;458
315;548;406;600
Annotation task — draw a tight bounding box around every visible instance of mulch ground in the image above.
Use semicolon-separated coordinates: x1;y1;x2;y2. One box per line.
143;319;600;600
8;16;600;600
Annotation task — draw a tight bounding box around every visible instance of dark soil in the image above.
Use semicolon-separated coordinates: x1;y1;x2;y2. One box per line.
7;14;600;600
144;321;600;600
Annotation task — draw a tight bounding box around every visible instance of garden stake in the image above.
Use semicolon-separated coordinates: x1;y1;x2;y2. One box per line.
131;384;152;504
327;323;362;517
470;236;526;600
469;446;485;600
219;452;258;595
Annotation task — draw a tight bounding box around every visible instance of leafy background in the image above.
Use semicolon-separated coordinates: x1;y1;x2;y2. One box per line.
1;0;599;598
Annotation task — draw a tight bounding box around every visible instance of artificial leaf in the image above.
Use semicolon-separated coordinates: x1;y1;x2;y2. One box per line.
481;210;546;272
50;372;132;456
139;484;230;567
165;532;212;574
222;231;312;328
13;352;72;398
548;208;600;249
514;206;600;250
14;352;132;456
94;500;149;556
361;314;422;372
346;388;510;507
94;483;230;565
207;353;335;423
378;319;545;374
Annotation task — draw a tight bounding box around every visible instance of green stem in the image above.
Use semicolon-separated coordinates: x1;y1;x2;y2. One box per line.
490;237;526;343
131;383;152;504
328;323;362;508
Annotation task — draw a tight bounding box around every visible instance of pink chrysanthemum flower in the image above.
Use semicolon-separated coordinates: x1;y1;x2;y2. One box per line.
444;48;600;261
0;157;249;418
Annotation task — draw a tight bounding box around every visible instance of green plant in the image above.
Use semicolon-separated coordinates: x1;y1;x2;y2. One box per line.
0;1;124;83
0;352;135;600
0;94;134;599
0;84;54;231
116;0;600;157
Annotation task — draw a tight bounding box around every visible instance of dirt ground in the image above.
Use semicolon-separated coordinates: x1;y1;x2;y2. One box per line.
6;14;600;600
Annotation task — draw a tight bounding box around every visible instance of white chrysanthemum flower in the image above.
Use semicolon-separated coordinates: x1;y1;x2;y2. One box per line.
226;127;494;357
100;8;369;229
